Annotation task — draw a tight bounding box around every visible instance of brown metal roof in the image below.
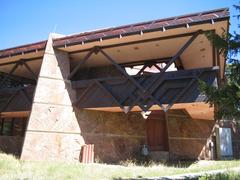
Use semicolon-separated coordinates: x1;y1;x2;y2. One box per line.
0;8;229;59
0;40;47;59
53;8;229;48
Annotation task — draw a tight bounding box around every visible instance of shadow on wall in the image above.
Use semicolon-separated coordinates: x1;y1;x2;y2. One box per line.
167;109;240;161
56;49;147;163
74;108;147;163
167;110;216;161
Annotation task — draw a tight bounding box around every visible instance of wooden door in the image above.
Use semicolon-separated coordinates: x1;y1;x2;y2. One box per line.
146;111;168;151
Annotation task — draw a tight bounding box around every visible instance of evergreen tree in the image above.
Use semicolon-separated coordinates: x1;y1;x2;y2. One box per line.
199;4;240;120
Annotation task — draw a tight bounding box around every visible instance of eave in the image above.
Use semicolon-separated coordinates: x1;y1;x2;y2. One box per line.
52;8;229;49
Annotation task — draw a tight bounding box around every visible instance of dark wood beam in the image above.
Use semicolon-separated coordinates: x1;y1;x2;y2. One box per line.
120;57;172;67
11;118;15;136
175;57;184;70
137;64;148;75
0;90;19;112
22;61;38;80
0;72;36;85
126;30;202;112
212;46;216;66
20;89;32;105
165;73;203;111
68;48;95;79
0;118;4;135
0;63;19;87
153;64;162;72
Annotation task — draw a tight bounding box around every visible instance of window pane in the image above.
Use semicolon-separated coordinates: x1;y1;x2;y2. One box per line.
2;119;12;136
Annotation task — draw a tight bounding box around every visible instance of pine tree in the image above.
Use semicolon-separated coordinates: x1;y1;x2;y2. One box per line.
199;4;240;120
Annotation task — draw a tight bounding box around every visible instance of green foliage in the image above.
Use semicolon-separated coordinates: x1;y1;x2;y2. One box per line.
200;4;240;120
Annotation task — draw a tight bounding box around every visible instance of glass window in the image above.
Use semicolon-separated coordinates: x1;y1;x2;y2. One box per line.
0;118;27;136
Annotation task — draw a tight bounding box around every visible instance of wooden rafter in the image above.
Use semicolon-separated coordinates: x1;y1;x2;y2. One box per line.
0;59;38;88
72;30;204;113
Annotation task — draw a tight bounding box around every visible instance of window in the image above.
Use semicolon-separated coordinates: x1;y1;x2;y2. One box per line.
0;118;27;136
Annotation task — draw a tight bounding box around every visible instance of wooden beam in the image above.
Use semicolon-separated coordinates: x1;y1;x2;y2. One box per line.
11;118;15;136
137;64;148;75
20;89;32;105
126;31;202;112
153;64;162;72
22;61;38;80
165;74;201;111
212;45;216;66
120;57;172;67
68;48;95;79
0;63;19;87
0;111;30;118
95;80;125;110
175;57;184;70
0;71;36;85
99;48;163;111
0;118;4;135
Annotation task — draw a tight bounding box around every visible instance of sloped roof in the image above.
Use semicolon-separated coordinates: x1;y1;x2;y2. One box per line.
0;40;47;59
53;8;229;48
0;8;229;59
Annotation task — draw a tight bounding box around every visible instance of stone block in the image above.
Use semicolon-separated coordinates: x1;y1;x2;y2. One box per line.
168;116;214;138
34;77;75;105
27;103;80;133
169;139;209;160
75;109;146;136
40;51;70;80
21;132;85;161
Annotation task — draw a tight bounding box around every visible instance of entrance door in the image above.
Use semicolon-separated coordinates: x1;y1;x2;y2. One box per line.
146;111;168;151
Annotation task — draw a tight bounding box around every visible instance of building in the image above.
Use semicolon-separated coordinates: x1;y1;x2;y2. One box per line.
0;8;238;163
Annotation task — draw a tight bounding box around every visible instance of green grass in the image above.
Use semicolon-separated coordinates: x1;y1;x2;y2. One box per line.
200;171;240;180
0;153;240;180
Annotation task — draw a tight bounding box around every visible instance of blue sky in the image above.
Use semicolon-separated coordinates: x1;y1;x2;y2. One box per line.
0;0;239;50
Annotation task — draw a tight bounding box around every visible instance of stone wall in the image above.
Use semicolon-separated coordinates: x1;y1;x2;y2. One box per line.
21;34;146;163
21;34;82;161
75;109;146;163
167;110;215;160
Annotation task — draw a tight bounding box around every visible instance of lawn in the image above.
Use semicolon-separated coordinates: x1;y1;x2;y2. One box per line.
0;153;240;180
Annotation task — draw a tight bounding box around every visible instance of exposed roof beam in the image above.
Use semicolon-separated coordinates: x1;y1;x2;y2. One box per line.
0;71;36;85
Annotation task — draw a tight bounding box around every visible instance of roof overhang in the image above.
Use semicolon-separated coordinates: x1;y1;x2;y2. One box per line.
52;8;229;80
0;8;229;80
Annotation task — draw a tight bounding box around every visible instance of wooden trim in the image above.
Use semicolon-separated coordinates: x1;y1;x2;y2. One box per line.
0;118;4;135
22;61;38;80
212;46;216;66
11;118;15;136
0;111;30;118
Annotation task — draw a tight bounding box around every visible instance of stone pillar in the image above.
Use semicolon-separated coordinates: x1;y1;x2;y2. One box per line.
21;34;84;161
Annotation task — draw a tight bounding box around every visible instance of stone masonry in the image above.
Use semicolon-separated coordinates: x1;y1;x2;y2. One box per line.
20;34;146;162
